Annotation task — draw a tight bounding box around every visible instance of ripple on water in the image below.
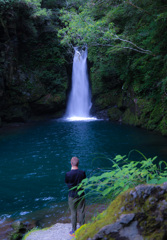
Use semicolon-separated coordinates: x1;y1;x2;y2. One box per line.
20;211;32;216
35;197;55;202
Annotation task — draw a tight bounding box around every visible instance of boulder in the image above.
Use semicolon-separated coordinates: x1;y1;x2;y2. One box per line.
75;183;167;240
108;107;122;121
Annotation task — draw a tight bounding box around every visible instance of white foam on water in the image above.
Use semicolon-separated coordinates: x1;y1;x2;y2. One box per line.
65;116;98;122
0;214;12;224
20;211;31;216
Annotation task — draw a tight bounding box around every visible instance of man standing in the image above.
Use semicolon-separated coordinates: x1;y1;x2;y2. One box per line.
65;157;86;237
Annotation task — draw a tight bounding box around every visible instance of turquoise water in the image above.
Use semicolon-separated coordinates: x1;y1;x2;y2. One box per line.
0;119;167;226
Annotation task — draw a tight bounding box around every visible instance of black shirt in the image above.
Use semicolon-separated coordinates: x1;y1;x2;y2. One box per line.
65;169;86;198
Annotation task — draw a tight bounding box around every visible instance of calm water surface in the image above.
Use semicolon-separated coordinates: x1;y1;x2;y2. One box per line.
0;119;167;226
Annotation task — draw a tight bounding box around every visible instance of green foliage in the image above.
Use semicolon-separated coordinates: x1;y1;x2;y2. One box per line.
22;227;40;240
76;151;167;202
58;4;117;48
58;0;159;54
23;33;68;92
0;0;69;104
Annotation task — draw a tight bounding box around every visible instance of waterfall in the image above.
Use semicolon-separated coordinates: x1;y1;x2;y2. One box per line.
65;47;95;121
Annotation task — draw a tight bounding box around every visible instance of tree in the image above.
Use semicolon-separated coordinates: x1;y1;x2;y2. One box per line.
58;0;155;54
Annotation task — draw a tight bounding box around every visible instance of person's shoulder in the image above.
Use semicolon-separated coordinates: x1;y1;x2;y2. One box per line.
78;169;85;172
78;169;86;175
66;170;72;175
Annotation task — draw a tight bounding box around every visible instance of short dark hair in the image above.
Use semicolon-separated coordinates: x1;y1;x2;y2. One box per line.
71;157;79;166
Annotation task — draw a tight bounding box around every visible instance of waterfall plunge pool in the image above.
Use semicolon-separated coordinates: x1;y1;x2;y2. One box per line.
64;116;98;121
0;119;167;235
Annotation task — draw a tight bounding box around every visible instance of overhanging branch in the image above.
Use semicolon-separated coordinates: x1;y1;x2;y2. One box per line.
114;34;152;54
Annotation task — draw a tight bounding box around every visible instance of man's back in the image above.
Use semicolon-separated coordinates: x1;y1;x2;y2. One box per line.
65;169;86;197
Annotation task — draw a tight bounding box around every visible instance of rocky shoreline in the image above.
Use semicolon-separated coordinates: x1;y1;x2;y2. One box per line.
10;183;167;240
2;203;107;240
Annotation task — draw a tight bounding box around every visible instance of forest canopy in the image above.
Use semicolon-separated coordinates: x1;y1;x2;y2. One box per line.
58;0;167;95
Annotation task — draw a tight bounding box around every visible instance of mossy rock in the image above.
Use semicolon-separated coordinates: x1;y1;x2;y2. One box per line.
157;116;167;136
30;93;66;115
116;94;124;109
122;109;140;126
136;98;167;134
75;192;126;240
117;94;134;111
94;91;121;110
75;183;167;240
137;98;155;126
108;107;122;121
94;93;113;110
146;104;163;130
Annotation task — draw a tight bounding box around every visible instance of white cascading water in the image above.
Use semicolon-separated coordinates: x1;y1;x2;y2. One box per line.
65;47;96;121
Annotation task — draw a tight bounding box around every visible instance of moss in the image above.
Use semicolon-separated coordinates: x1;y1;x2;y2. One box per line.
11;233;22;240
139;216;166;240
129;188;167;240
23;227;48;240
108;107;122;121
138;97;153;111
147;231;165;240
75;192;129;240
37;93;65;106
94;90;167;136
122;109;139;126
157;116;167;136
146;103;163;130
94;93;113;110
142;197;157;212
117;95;124;109
75;185;167;240
9;221;31;240
136;98;166;133
94;90;121;110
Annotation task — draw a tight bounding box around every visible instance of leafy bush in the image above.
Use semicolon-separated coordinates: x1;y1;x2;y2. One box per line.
77;150;167;202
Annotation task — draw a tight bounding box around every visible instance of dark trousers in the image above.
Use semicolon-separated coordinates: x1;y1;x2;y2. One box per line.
68;196;85;231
